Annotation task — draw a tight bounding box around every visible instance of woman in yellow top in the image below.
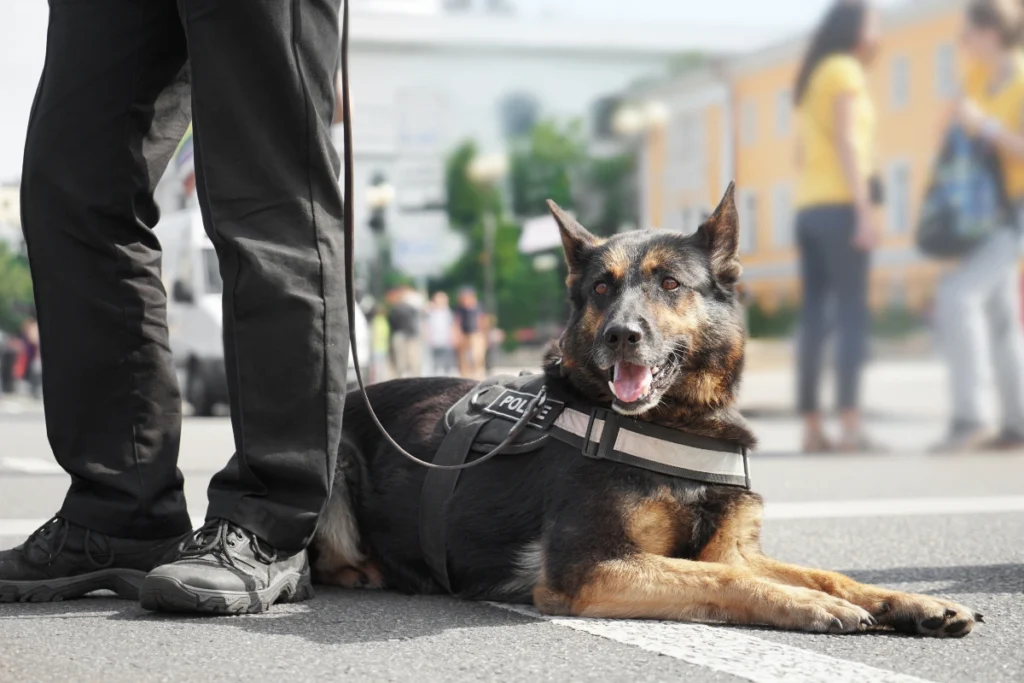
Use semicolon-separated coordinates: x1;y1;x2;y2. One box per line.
792;0;883;453
932;0;1024;453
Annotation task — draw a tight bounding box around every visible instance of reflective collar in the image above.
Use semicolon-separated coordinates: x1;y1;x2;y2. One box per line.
548;405;751;489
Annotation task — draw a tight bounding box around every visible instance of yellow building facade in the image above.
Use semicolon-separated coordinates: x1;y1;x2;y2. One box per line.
639;0;970;314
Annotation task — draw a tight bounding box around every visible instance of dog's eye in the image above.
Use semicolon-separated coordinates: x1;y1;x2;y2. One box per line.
594;282;609;295
661;277;680;291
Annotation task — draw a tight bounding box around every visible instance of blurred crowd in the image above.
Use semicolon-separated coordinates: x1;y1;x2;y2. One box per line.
366;285;503;383
0;315;40;398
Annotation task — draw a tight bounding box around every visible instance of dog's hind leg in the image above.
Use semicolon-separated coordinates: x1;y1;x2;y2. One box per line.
317;562;385;590
533;553;874;634
310;448;387;589
695;495;980;637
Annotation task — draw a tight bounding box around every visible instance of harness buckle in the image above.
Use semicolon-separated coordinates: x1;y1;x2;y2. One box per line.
582;407;615;459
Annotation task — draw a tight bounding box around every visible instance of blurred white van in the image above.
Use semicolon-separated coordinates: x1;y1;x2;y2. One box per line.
159;210;369;416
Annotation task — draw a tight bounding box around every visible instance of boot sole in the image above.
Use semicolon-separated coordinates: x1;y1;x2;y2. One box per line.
138;571;314;615
0;568;147;602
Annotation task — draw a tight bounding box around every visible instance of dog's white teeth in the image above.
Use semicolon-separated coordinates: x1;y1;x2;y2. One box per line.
652;366;661;376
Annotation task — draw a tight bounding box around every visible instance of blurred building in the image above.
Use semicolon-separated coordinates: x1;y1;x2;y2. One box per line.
343;0;777;278
635;0;969;315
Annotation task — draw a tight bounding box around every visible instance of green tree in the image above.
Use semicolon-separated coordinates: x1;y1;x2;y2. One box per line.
0;243;33;333
437;140;563;335
509;119;585;217
578;153;636;237
444;140;500;232
435;118;641;336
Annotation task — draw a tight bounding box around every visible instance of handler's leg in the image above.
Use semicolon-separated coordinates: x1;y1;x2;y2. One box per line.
141;0;347;614
0;0;192;603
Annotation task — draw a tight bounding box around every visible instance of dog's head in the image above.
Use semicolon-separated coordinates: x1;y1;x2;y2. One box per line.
547;184;745;419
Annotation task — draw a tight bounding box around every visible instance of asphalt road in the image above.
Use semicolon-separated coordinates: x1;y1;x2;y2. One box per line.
2;362;1023;683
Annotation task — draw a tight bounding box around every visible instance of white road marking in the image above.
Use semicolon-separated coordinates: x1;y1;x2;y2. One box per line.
0;457;63;474
764;495;1024;520
495;604;936;683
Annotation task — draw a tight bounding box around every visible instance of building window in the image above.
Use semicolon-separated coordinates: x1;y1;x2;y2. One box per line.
395;89;447;153
887;160;912;234
891;55;911;109
935;42;957;99
737;188;757;253
771;184;794;248
775;89;792;137
667;112;705;191
740;100;756;148
499;91;539;140
680;207;696;235
591;96;623;141
679;205;709;235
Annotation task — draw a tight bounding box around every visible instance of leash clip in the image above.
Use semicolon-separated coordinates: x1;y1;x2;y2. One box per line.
469;388;491;410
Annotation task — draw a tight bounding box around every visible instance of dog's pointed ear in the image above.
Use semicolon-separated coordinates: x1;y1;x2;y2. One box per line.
697;182;742;287
547;199;598;272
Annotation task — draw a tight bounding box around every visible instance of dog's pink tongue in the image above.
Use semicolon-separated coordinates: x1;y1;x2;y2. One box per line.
612;361;653;404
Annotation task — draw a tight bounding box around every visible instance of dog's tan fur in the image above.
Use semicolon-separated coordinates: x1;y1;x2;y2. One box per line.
541;490;978;635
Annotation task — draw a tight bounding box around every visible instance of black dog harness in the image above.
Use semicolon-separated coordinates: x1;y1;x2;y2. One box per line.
419;373;752;593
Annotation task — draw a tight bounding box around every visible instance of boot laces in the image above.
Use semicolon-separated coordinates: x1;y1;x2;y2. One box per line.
179;519;277;567
25;516;115;568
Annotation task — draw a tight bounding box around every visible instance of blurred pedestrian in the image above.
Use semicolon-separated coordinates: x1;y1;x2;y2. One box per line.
486;320;505;373
388;286;424;379
792;0;886;453
427;291;457;376
0;329;14;395
18;316;41;400
454;287;486;379
369;304;392;384
931;0;1024;453
4;0;350;613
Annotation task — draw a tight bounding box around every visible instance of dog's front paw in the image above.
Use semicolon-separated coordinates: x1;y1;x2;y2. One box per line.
871;594;981;638
771;586;876;634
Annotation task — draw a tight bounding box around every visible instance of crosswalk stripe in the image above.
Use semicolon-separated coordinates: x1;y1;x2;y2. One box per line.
494;604;937;683
764;495;1024;520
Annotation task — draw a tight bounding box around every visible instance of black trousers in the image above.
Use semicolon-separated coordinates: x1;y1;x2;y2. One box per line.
20;0;348;553
795;205;870;414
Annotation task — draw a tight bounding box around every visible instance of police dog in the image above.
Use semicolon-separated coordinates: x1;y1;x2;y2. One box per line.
311;185;980;637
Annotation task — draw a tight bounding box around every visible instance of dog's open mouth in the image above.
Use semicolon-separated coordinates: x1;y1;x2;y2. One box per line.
607;360;674;413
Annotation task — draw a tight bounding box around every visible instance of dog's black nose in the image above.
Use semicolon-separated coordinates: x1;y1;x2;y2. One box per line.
603;323;644;349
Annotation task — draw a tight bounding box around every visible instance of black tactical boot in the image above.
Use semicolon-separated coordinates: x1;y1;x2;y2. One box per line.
0;516;186;602
139;519;313;614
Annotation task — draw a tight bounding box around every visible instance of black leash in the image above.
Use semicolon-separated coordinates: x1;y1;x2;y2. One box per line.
338;1;545;470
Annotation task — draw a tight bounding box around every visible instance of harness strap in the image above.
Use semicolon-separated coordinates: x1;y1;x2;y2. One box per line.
419;416;490;594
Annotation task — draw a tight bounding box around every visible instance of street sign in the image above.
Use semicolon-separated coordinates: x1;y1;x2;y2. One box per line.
395;156;446;210
519;213;562;254
389;210;466;278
